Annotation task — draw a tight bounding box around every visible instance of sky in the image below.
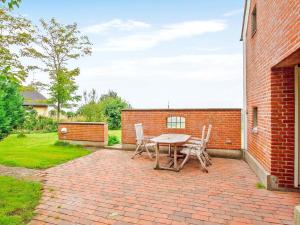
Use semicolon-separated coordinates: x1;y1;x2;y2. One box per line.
16;0;244;109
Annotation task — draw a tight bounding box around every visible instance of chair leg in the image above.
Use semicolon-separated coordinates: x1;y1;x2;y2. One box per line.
203;151;212;166
132;144;142;159
196;153;208;173
145;145;153;159
179;152;190;169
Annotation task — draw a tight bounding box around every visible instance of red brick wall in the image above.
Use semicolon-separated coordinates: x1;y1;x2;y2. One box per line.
122;109;241;150
58;122;108;143
270;68;295;188
245;0;300;188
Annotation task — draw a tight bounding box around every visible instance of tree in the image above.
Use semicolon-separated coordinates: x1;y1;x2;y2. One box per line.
101;97;130;129
0;68;24;139
0;0;21;10
78;90;131;128
48;68;81;121
0;8;34;83
99;90;118;102
78;89;105;122
83;89;98;104
23;18;92;121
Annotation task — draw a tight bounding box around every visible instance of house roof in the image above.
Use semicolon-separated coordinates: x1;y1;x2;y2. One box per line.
21;91;49;106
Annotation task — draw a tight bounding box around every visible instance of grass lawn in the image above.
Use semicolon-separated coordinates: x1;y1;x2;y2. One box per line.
108;129;121;140
0;176;41;225
0;133;91;169
108;129;121;146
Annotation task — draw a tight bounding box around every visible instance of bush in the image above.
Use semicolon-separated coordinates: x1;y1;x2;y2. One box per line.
17;133;26;138
17;108;57;133
54;141;71;146
77;90;131;129
108;134;120;146
0;72;24;140
54;141;82;148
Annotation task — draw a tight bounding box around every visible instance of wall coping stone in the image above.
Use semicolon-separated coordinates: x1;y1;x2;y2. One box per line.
59;122;107;125
122;108;242;112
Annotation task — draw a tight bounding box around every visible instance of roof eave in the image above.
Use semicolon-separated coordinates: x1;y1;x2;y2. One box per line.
240;0;250;41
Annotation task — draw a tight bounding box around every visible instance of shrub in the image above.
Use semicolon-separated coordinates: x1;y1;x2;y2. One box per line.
0;72;24;140
17;133;26;138
54;141;82;148
17;108;57;133
108;134;120;146
54;141;71;146
77;90;131;129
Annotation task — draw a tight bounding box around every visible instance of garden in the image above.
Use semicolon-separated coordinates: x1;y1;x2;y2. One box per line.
0;1;127;223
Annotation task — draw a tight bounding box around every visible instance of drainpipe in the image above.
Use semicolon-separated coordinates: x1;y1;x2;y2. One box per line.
242;38;247;153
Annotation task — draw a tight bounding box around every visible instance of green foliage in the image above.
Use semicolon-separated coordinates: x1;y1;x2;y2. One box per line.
16;133;26;138
0;176;41;225
102;97;130;129
48;68;81;121
54;141;71;146
0;8;34;83
108;134;120;146
0;0;21;10
99;90;118;102
18;108;57;133
22;18;92;121
0;71;24;140
255;182;265;189
0;133;90;169
77;102;106;122
78;90;131;129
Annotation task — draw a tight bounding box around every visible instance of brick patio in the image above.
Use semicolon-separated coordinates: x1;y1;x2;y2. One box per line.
29;150;300;225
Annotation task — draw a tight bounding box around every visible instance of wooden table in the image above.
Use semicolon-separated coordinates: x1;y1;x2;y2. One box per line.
150;134;191;172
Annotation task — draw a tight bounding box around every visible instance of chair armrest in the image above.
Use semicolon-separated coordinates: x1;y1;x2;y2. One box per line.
187;139;202;145
190;137;201;141
144;135;155;140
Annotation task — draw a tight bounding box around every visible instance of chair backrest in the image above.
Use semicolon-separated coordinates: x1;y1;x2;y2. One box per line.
200;125;206;144
204;124;212;147
135;123;144;144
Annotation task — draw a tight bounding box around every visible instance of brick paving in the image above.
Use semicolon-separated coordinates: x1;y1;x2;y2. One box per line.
29;150;300;225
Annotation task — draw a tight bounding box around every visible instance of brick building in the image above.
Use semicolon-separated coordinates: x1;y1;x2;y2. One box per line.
241;0;300;189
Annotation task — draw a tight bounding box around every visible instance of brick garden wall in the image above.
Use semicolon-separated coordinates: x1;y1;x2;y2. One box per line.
122;109;241;150
245;0;300;188
58;122;108;145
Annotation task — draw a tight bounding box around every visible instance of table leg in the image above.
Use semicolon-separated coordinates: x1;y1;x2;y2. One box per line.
174;145;179;171
154;143;160;169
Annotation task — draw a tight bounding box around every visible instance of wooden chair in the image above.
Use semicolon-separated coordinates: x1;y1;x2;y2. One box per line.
180;125;208;172
131;123;156;159
202;124;212;163
186;124;213;165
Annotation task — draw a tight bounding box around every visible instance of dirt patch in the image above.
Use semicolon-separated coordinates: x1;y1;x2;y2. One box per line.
0;165;45;182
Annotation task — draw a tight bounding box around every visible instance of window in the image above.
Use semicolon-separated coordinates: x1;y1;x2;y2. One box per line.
167;116;185;129
251;6;257;36
253;107;258;133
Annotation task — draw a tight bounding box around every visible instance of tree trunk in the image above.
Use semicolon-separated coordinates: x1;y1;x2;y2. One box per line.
57;103;60;122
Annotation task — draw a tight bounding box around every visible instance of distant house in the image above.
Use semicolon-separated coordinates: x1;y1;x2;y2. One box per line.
21;91;50;117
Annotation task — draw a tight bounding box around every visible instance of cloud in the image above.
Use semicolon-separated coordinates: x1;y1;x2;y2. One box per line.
78;53;242;108
81;53;242;81
223;8;243;17
83;19;151;33
94;20;227;51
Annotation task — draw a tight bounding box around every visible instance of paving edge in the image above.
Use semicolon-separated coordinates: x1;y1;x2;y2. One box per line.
109;144;242;159
244;150;278;190
295;205;300;225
